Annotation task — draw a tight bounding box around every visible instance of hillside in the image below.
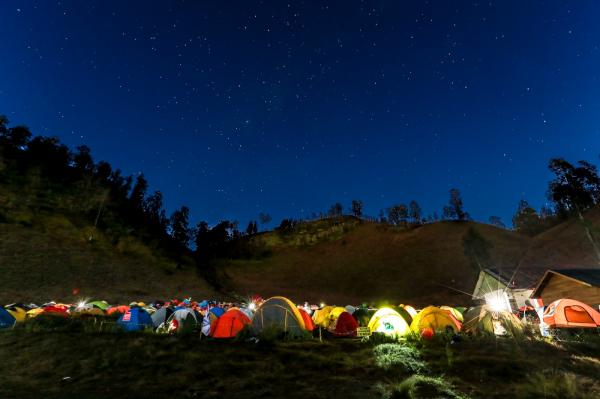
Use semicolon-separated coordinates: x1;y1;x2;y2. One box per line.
0;216;216;304
221;214;600;307
221;219;532;306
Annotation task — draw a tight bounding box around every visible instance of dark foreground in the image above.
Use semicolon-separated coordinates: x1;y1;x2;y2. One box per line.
0;330;599;399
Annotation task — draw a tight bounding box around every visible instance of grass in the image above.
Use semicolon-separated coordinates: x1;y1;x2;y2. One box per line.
0;323;599;399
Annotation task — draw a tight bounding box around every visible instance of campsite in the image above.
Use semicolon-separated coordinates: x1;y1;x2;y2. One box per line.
3;1;600;398
1;294;600;398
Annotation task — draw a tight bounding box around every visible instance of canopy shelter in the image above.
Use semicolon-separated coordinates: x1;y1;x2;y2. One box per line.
368;307;410;337
543;298;600;329
410;306;462;334
252;296;306;337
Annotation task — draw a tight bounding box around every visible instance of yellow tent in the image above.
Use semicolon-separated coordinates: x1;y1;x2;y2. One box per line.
441;306;464;322
312;305;335;328
6;306;27;323
367;307;410;337
410;306;462;334
26;308;45;319
400;304;418;318
252;296;306;336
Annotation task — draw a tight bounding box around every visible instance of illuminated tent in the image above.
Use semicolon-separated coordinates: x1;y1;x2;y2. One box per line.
395;306;414;326
329;311;358;337
410;306;462;334
441;306;465;323
401;305;418;318
543;299;600;329
117;307;153;332
298;308;315;331
368;307;410;337
0;308;15;329
463;305;524;337
26;308;45;319
211;308;252;338
252;296;306;337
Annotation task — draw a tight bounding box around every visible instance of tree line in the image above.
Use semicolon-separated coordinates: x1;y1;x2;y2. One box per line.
2;115;600;279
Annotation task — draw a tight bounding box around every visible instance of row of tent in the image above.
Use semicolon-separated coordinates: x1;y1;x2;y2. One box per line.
1;297;599;339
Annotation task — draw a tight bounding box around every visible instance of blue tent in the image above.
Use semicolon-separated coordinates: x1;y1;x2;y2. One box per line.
117;307;153;332
210;307;225;317
0;308;15;329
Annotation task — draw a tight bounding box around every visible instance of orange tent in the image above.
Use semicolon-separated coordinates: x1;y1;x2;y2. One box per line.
107;305;130;315
211;308;251;338
543;299;600;329
298;308;315;331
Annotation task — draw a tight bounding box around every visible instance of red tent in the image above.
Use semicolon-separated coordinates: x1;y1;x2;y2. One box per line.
211;308;251;338
330;311;358;337
298;308;315;331
106;305;130;315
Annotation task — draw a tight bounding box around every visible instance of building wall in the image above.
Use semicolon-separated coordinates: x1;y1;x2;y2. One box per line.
538;274;600;306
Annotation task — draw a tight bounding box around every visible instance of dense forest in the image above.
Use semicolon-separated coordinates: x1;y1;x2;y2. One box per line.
2;115;600;285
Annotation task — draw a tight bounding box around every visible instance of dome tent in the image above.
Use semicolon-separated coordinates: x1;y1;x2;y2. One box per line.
252;296;306;337
368;307;410;337
211;308;252;338
298;308;315;331
167;308;200;334
0;308;15;329
463;305;524;337
543;299;600;329
410;306;462;335
117;307;153;332
151;307;174;328
329;311;358;337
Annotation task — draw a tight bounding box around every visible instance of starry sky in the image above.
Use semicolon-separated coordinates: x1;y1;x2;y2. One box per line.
1;1;599;228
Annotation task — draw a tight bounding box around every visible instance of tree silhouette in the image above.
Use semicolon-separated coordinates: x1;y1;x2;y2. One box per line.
351;200;363;218
388;204;408;226
443;188;466;220
409;200;422;224
170;206;191;250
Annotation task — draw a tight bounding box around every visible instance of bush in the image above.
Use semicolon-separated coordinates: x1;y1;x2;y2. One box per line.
373;343;426;372
516;371;594;399
378;375;467;399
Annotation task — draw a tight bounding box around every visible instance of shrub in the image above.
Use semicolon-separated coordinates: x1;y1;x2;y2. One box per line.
373;343;426;372
378;375;467;399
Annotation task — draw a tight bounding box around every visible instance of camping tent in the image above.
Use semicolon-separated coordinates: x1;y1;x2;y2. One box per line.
211;308;252;338
410;306;462;334
107;305;130;315
368;307;410;337
0;308;15;329
462;305;524;337
312;306;335;328
352;307;373;327
88;301;110;310
441;306;465;323
117;307;153;332
151;307;174;328
395;306;414;326
298;308;315;331
329;311;358;337
543;299;600;329
252;296;306;337
167;308;200;333
5;305;27;323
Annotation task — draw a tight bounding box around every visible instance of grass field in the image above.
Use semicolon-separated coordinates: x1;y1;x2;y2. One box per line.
1;324;599;399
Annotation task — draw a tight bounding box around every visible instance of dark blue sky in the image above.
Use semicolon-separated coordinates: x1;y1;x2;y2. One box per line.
1;1;599;228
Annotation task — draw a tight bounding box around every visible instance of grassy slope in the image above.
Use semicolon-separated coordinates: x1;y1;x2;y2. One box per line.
0;330;598;399
222;219;532;306
0;214;216;304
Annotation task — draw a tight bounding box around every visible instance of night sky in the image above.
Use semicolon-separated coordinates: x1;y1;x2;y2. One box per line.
1;1;599;228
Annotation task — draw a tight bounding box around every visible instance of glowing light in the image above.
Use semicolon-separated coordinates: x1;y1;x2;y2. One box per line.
248;303;256;311
485;291;510;312
319;302;326;308
76;300;87;309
